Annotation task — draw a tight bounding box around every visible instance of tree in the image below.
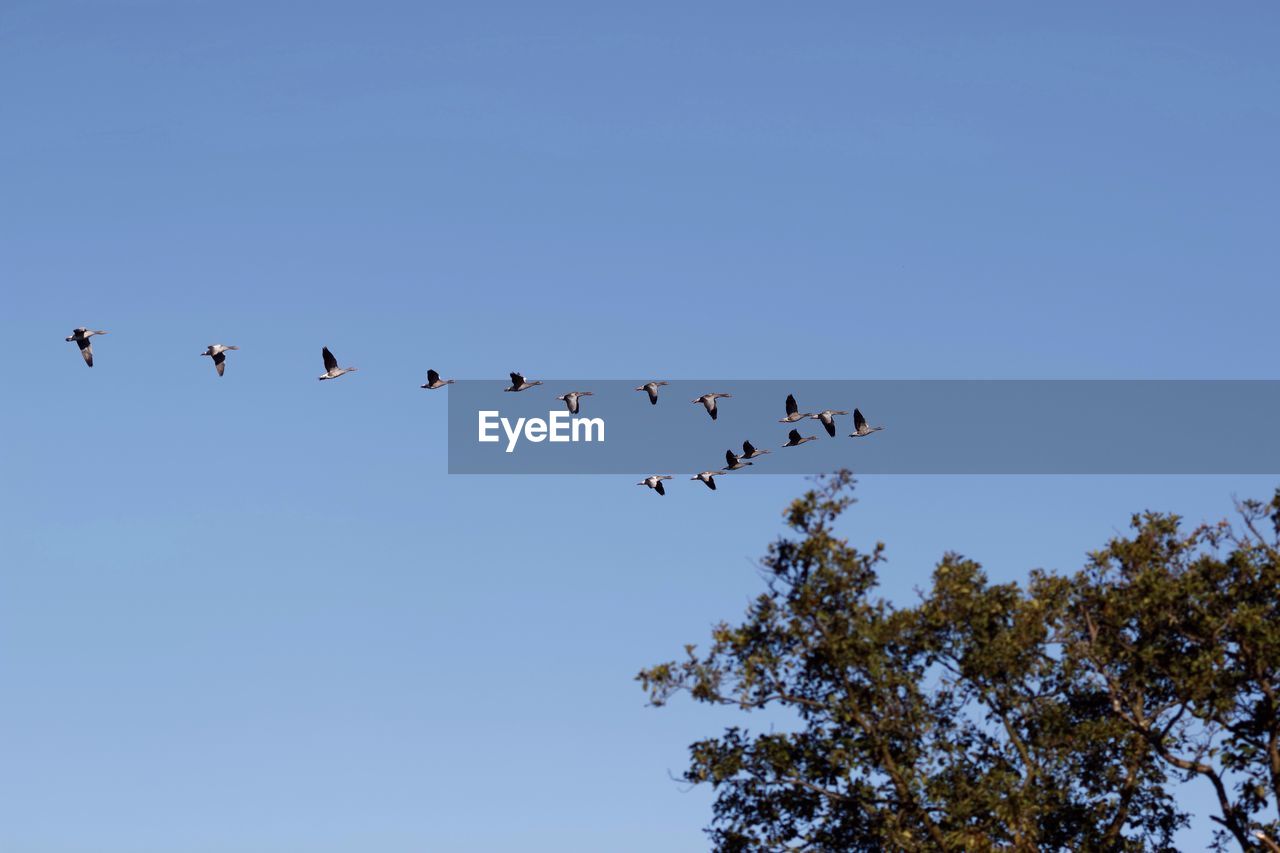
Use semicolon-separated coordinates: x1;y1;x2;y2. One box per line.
638;472;1280;851
1048;493;1280;851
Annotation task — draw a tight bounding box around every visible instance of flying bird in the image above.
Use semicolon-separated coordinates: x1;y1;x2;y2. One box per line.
691;470;727;490
318;347;358;381
637;474;673;496
740;439;771;459
724;449;752;470
505;372;542;392
782;428;818;447
691;392;732;420
778;393;812;423
421;369;454;390
65;328;108;367
849;408;885;437
811;409;850;437
635;380;668;405
556;391;594;415
201;344;239;377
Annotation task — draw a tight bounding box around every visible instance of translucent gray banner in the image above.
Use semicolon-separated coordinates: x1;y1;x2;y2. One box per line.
444;380;1280;474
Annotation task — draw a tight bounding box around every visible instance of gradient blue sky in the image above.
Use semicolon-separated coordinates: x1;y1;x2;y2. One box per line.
2;3;1278;850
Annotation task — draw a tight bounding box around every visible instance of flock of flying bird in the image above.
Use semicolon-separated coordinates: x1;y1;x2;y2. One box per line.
635;390;884;495
481;371;884;496
64;329;883;495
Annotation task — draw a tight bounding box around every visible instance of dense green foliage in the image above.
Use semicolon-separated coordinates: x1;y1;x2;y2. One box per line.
639;473;1280;851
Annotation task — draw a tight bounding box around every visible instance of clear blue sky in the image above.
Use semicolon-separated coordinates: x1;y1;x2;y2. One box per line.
2;2;1277;850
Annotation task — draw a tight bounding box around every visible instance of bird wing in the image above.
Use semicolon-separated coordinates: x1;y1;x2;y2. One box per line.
725;449;737;466
654;480;665;495
742;440;756;456
854;408;867;430
706;477;717;490
568;396;579;414
788;429;801;444
785;394;798;416
213;351;226;375
647;387;658;404
823;418;835;437
78;339;93;367
322;347;338;371
510;372;524;387
427;369;440;384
